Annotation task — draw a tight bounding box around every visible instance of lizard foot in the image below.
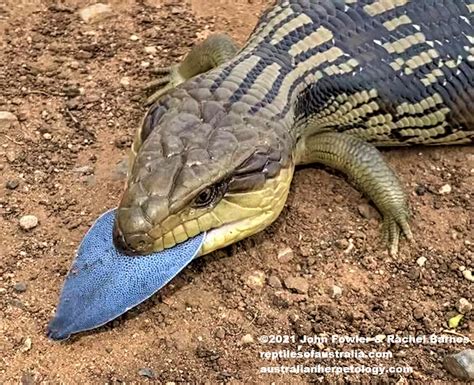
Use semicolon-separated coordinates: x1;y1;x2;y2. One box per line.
143;65;186;106
381;211;413;256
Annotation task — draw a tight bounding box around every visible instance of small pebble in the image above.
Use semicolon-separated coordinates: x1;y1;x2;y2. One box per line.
79;3;113;23
357;203;377;219
6;150;17;163
268;275;282;288
69;61;80;69
415;185;426;196
43;133;52;140
413;307;424;320
129;34;139;41
144;46;157;54
456;298;472;314
284;276;309;294
13;282;27;293
0;111;19;130
462;269;474;282
241;334;254;345
72;165;94;174
138;368;156;379
330;285;343;298
277;247;294;263
214;328;225;339
120;77;131;87
335;239;349;250
6;180;19;190
439;184;452;195
245;271;266;289
20;337;32;353
19;215;39;230
444;349;474;381
416;256;427;267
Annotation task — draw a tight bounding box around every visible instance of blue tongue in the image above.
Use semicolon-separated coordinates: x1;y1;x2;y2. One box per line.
47;208;205;340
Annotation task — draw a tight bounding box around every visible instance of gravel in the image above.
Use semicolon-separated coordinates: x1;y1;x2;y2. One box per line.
19;215;39;231
284;276;309;294
78;3;114;24
13;282;27;293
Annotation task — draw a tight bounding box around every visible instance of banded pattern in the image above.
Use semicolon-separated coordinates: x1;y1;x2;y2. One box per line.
199;0;474;145
116;0;473;255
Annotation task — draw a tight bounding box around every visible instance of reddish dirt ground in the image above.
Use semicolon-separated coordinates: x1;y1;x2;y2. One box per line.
0;1;473;384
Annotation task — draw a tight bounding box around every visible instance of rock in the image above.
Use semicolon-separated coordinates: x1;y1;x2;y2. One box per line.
330;285;343;298
0;111;19;131
413;307;424;320
415;184;427;196
63;85;80;97
66;98;82;110
465;270;474;282
144;46;157;54
245;270;266;289
19;215;39;230
439;184;452;195
114;135;132;149
416;256;427;267
79;3;113;24
268;275;282;288
335;239;349;250
6;150;18;163
214;328;225;339
6;180;19;190
171;6;185;14
20;337;32;353
20;372;35;385
120;76;131;87
241;334;254;345
277;247;294;263
130;34;140;41
357;203;377;219
13;282;27;293
72;165;94;175
456;298;472;314
444;349;474;381
43;133;52;140
284;276;309;294
272;291;291;308
138;368;156;379
462;269;474;282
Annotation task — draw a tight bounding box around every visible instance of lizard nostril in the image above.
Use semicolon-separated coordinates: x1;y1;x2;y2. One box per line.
112;220;155;255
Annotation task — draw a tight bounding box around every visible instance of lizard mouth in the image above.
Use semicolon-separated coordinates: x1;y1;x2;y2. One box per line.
113;165;294;256
152;165;293;256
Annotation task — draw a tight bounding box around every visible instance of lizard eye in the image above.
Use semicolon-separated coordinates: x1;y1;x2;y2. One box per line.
192;182;227;208
193;187;218;208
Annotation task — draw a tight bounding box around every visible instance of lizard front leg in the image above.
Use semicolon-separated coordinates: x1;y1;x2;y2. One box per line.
295;131;413;256
144;33;239;105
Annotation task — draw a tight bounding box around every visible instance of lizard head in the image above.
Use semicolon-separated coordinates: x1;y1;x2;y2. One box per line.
113;90;293;256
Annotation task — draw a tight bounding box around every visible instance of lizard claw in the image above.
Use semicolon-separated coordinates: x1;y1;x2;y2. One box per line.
381;211;413;256
143;65;186;106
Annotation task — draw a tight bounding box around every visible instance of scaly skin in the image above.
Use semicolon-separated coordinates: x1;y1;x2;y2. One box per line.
113;0;473;257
